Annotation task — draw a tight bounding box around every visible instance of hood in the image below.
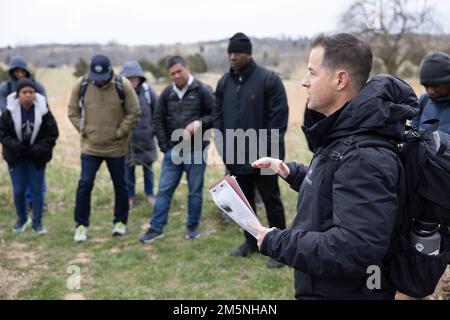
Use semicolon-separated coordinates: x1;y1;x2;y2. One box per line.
8;55;31;79
303;74;419;150
120;61;146;82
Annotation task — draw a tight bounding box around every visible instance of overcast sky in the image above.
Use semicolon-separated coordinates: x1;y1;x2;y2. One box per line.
1;0;449;47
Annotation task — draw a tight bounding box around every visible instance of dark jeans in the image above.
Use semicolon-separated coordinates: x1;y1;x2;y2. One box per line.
234;174;286;248
74;154;128;227
8;159;46;227
125;164;154;198
25;176;46;206
150;148;206;232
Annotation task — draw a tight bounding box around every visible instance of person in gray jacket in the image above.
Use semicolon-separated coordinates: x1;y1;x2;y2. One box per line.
120;61;158;208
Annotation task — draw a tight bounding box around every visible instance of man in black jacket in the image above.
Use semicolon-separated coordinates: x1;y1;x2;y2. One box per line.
140;56;215;242
251;33;418;299
213;32;288;268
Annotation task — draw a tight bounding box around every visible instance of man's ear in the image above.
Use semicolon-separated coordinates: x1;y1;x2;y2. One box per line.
335;70;350;91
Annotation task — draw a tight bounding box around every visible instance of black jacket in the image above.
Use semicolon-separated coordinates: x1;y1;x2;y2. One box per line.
0;96;59;167
213;59;288;174
260;75;418;300
153;78;214;153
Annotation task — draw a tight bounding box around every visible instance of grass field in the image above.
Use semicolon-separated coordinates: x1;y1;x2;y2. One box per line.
2;67;446;300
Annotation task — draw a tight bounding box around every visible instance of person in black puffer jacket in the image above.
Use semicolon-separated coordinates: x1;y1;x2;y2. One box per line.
0;78;58;234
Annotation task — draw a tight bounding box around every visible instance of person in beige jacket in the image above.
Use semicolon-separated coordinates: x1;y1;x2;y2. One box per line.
68;54;140;242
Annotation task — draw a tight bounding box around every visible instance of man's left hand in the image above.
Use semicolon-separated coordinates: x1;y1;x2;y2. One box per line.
248;222;275;249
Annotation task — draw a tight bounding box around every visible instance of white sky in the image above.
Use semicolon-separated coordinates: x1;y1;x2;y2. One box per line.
1;0;449;47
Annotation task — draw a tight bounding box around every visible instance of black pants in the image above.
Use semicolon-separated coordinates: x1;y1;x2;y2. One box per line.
234;174;286;247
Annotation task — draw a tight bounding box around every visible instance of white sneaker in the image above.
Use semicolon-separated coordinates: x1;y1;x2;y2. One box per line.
12;217;32;233
112;222;126;236
74;225;88;242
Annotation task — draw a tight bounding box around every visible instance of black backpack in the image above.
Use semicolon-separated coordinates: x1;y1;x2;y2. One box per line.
318;120;450;298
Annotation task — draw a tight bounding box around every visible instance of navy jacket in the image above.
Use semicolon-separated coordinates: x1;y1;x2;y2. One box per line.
0;56;47;111
213;59;288;175
260;75;418;300
410;93;450;133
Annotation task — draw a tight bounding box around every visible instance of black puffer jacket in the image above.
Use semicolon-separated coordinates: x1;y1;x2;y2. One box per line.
260;75;418;300
0;94;59;167
153;78;214;153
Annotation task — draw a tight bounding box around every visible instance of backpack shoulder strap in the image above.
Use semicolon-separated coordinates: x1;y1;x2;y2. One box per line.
141;82;151;105
114;74;125;108
78;74;89;109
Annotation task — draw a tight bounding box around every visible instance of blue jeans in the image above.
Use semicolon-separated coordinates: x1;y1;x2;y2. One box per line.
8;159;46;227
25;176;46;206
150;148;206;232
74;154;128;227
125;164;154;198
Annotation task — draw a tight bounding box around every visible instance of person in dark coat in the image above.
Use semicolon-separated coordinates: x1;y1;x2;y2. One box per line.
139;56;215;242
120;61;158;208
0;55;49;213
411;51;450;133
0;78;59;234
213;32;288;268
251;33;418;299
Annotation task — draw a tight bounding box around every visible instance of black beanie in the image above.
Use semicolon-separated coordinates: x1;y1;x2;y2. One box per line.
16;78;37;95
228;32;252;55
419;51;450;86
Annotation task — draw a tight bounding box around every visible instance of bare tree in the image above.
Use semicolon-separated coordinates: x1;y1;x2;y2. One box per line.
341;0;440;75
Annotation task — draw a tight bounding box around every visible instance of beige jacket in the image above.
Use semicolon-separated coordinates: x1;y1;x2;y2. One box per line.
68;75;140;157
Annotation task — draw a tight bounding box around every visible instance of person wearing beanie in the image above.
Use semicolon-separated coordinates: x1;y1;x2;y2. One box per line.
68;54;141;242
213;32;288;269
411;51;450;133
0;56;49;215
0;78;59;234
120;61;158;208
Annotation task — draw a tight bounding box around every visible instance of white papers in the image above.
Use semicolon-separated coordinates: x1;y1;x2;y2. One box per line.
209;176;262;238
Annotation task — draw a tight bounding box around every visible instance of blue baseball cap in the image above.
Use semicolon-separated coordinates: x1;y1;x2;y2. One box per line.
89;54;113;81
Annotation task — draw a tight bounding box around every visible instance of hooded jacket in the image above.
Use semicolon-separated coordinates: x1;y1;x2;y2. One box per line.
260;75;418;300
0;56;47;111
0;93;59;167
121;61;158;166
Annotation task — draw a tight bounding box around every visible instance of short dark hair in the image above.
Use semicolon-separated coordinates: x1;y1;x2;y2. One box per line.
311;33;372;90
166;55;187;70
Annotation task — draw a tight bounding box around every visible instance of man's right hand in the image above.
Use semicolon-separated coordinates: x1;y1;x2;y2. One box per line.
251;157;290;178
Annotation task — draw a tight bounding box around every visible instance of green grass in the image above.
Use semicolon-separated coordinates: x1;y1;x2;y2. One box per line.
0;125;312;300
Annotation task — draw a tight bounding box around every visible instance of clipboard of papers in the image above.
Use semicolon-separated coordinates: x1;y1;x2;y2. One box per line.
208;175;262;238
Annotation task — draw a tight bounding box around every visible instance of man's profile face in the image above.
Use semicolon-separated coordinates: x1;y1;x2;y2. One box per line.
229;52;251;73
301;46;336;116
168;63;190;89
127;77;141;89
425;83;450;100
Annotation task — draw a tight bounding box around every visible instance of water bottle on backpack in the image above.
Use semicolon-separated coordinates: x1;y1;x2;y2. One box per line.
410;218;441;256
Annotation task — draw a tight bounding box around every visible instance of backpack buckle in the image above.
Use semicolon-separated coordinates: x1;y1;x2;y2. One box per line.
330;151;343;161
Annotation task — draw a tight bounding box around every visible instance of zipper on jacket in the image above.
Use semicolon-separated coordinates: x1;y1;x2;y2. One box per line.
236;76;242;93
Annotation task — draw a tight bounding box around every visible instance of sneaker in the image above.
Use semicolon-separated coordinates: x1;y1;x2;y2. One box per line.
12;217;32;233
33;224;48;235
147;195;156;206
74;225;88;242
185;227;200;239
112;222;127;237
139;228;165;243
230;242;258;257
266;258;285;269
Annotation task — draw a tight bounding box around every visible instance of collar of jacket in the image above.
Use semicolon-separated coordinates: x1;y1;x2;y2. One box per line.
302;103;349;151
6;92;48;145
229;59;256;84
431;95;450;105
